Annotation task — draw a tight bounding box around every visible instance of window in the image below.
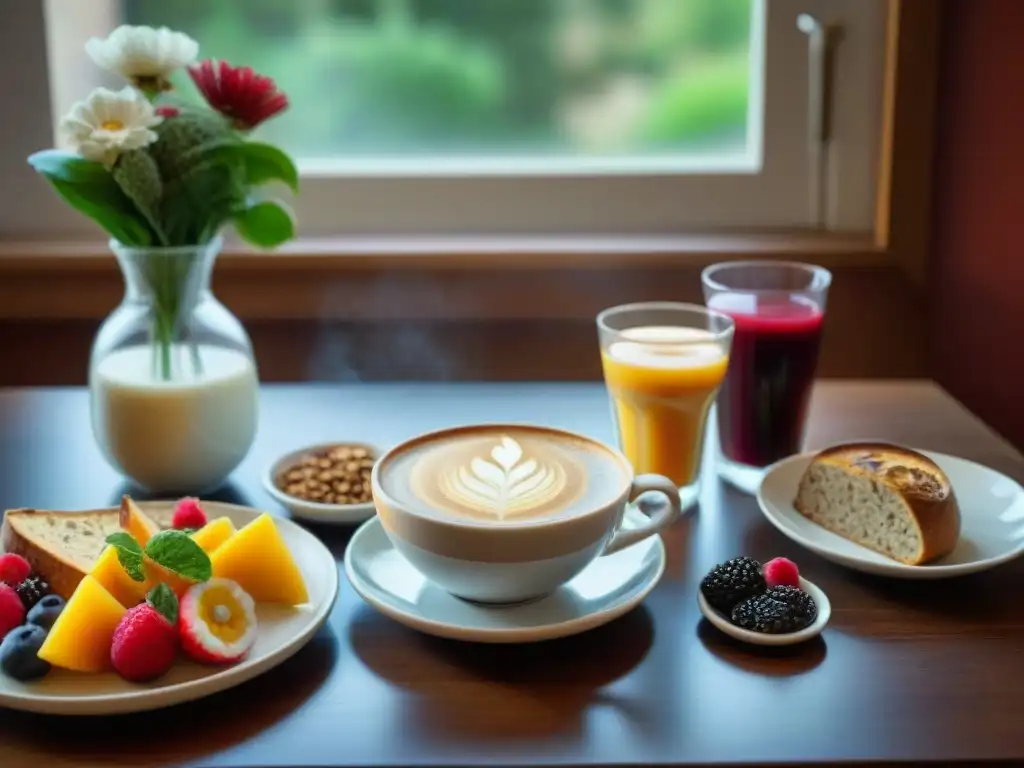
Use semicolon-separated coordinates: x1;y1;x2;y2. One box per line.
20;0;887;240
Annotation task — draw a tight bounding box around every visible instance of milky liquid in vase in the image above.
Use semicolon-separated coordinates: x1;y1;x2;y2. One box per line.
90;345;259;492
600;326;729;488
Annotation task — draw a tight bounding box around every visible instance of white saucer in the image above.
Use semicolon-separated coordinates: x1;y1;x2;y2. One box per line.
697;576;831;646
344;507;666;644
758;449;1024;579
0;501;339;716
263;442;381;525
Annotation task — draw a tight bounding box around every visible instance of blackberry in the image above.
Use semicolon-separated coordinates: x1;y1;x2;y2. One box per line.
699;557;766;613
731;589;816;634
765;586;817;625
15;576;50;611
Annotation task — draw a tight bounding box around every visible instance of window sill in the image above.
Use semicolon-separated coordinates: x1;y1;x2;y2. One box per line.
0;232;890;320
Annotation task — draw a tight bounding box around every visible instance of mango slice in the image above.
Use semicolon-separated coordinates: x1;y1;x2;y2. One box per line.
89;546;152;608
190;517;237;554
38;575;126;673
119;496;160;546
211;514;308;605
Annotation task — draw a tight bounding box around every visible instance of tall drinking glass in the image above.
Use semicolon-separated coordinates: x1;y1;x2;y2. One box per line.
597;303;734;510
701;261;832;491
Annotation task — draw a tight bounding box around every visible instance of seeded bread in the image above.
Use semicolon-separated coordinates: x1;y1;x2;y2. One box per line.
793;442;961;565
0;499;174;600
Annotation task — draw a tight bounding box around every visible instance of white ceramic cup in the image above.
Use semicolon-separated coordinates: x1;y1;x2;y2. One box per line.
371;424;684;605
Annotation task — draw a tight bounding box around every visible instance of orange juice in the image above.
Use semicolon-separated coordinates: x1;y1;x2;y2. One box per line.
601;326;729;487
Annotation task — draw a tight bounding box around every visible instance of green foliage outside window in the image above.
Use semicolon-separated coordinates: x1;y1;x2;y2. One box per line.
127;0;754;158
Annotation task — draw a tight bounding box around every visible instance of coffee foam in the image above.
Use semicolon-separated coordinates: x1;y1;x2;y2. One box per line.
378;427;629;524
606;326;726;369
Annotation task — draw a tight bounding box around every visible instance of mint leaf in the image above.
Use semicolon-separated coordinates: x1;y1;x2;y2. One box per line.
147;583;179;625
144;530;212;583
105;532;145;582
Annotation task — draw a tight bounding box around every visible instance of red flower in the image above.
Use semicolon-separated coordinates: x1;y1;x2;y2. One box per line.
155;105;180;118
187;59;288;130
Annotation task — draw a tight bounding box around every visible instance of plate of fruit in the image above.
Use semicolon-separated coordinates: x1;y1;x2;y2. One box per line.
0;496;338;715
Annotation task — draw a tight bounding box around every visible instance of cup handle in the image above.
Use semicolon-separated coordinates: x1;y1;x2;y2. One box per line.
601;474;684;556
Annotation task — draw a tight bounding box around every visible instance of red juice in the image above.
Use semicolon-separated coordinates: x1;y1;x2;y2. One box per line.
707;293;824;467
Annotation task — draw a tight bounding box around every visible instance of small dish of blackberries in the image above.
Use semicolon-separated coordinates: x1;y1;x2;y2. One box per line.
697;556;830;646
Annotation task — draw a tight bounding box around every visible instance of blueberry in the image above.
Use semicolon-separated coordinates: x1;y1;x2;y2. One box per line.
26;595;64;630
0;624;51;681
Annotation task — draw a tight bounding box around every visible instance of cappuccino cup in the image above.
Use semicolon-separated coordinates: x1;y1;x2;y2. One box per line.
371;424;683;605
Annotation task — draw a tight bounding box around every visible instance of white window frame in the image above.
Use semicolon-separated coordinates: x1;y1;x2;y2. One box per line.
4;0;888;241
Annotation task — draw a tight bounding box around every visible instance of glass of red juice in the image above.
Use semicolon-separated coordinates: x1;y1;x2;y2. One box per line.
701;261;832;491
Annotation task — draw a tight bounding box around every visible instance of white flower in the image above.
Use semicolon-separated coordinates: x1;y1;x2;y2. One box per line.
86;25;199;88
60;87;162;165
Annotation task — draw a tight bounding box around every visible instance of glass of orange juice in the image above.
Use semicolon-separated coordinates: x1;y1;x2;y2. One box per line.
597;302;734;510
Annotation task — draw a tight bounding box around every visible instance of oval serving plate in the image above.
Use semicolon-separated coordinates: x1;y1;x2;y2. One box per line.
0;501;339;715
757;449;1024;579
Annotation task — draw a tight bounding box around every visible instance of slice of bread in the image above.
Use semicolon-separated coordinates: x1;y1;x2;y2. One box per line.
793;442;961;565
0;497;171;600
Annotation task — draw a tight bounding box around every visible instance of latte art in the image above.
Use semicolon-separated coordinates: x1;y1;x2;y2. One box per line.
438;436;567;520
378;425;630;525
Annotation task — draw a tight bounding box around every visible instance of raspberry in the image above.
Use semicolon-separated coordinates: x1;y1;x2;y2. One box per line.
0;554;31;586
111;604;179;682
0;584;26;641
762;557;800;588
172;497;208;530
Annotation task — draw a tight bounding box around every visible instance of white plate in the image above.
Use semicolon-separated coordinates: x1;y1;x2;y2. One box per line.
697;576;831;646
344;507;666;644
0;501;339;715
758;450;1024;579
263;442;380;525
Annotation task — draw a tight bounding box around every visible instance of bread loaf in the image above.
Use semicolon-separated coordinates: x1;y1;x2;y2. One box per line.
793;442;961;565
0;500;173;599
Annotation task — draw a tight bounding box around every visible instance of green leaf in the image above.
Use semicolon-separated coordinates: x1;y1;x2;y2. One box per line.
160;157;245;246
204;142;298;192
105;532;145;582
147;583;179;625
233;200;295;248
144;529;212;583
236;142;299;192
112;150;164;217
51;178;154;246
29;150;154;246
28;150;113;183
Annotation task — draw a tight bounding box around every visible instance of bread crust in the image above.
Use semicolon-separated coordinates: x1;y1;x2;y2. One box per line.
794;442;961;565
1;509;101;599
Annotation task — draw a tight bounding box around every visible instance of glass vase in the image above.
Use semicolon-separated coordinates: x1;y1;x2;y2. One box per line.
89;236;260;494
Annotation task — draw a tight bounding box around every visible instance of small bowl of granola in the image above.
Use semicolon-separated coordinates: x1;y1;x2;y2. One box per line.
263;442;382;525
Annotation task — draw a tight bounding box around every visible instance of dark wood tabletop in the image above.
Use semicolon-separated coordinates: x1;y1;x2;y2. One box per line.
1;380;1024;768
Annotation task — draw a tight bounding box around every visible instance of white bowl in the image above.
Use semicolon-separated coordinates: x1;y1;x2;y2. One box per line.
263;442;381;525
697;576;831;646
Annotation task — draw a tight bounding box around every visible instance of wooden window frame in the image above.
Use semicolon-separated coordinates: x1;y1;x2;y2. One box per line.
0;0;937;325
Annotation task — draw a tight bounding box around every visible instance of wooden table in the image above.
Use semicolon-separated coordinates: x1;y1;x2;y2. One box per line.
1;380;1023;768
